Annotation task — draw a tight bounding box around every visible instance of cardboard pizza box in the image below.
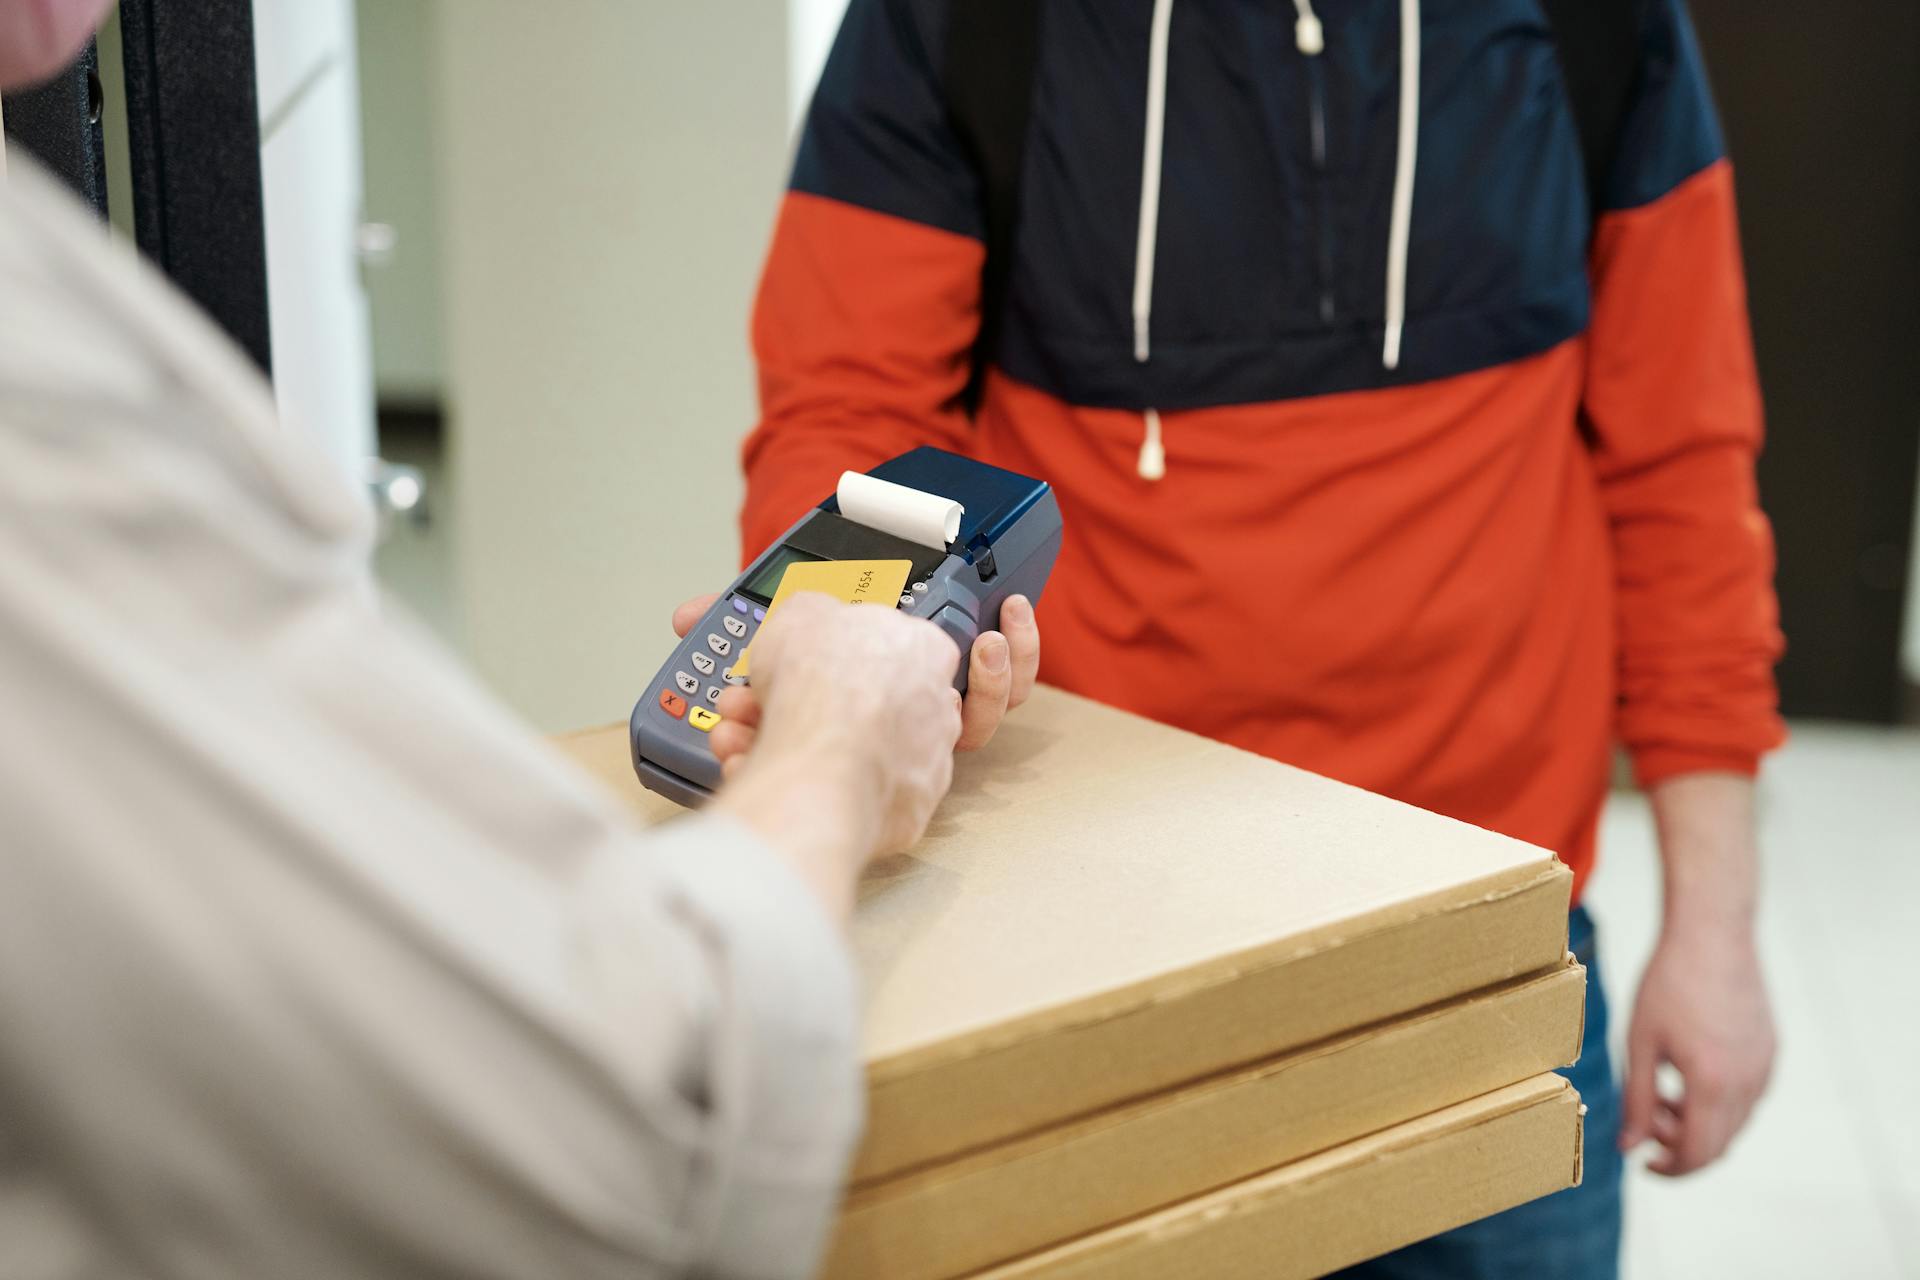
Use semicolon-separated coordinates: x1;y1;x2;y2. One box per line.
552;684;1572;1184
823;958;1584;1280
970;1074;1583;1280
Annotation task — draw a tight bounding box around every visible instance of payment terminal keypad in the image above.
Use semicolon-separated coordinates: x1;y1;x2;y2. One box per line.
658;594;762;739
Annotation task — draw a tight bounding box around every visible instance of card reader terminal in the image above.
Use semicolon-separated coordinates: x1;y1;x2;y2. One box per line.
630;448;1064;808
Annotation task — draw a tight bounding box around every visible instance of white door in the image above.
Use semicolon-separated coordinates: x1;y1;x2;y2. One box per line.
253;0;375;489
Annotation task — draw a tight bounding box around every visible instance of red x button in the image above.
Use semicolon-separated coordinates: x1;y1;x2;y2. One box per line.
658;688;688;719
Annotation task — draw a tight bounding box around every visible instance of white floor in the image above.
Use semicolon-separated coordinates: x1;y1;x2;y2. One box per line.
1584;723;1920;1279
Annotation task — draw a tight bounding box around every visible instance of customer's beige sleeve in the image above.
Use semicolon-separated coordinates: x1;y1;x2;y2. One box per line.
0;161;860;1280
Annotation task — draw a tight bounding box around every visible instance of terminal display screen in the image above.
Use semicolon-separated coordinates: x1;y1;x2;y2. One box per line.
739;544;826;604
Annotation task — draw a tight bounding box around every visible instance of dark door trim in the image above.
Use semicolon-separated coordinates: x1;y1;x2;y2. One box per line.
116;0;274;375
1692;2;1920;722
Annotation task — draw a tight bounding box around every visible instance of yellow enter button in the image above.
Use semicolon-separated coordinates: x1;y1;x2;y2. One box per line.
688;706;722;733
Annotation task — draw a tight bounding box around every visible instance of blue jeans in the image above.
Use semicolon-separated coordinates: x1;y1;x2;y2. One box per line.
1327;907;1623;1280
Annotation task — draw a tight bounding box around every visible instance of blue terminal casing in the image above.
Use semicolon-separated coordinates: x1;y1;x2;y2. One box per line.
629;448;1064;808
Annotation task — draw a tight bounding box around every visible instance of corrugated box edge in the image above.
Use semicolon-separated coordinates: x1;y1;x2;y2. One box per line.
829;959;1586;1280
971;1075;1583;1280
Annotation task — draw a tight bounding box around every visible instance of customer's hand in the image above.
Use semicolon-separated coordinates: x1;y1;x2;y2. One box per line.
669;592;963;919
670;591;1039;756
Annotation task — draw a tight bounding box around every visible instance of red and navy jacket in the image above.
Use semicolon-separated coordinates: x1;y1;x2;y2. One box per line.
741;0;1785;898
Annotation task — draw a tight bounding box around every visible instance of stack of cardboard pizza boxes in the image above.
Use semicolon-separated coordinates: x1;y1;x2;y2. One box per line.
555;686;1584;1280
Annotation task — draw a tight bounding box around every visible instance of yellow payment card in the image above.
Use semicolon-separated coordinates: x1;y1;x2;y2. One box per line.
731;558;914;681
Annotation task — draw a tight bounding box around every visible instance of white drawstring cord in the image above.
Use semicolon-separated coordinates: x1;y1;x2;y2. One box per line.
1132;0;1174;479
1132;0;1172;366
1138;408;1167;481
1382;0;1420;369
1292;0;1324;55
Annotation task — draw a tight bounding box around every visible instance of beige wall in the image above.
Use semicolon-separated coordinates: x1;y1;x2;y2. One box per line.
358;0;445;406
435;1;791;731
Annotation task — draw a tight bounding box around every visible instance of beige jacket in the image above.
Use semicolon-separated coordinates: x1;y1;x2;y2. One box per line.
0;160;859;1280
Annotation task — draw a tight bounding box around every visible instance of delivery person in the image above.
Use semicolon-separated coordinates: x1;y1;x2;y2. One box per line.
739;0;1783;1273
0;3;1037;1276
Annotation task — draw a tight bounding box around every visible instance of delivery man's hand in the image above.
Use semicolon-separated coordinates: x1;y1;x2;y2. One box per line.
1621;931;1774;1176
671;592;1039;753
1620;773;1777;1176
953;594;1040;751
672;593;964;917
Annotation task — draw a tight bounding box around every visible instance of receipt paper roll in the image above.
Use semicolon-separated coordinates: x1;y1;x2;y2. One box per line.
836;470;964;551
